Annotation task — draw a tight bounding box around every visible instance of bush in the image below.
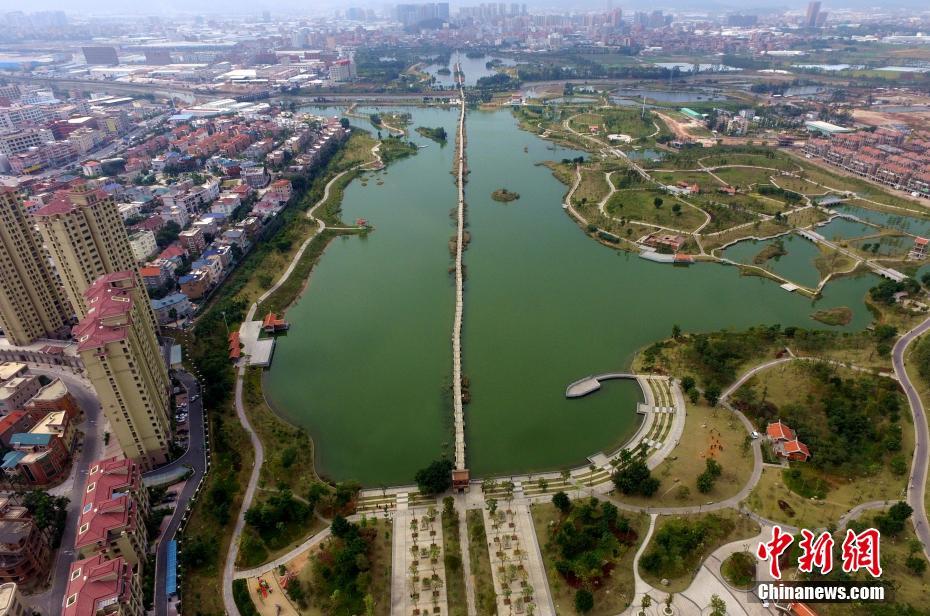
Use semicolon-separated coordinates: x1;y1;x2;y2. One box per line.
552;491;572;514
232;579;260;616
575;588;594;613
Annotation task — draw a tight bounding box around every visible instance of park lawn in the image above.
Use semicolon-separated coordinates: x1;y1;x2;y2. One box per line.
698;152;801;173
848;234;912;259
813;244;859;279
650;170;721;191
441;509;468;616
613;403;753;508
768;173;833;197
466;509;498;615
572;167;612;207
638;510;759;593
605;189;706;231
568;113;606;134
690;190;785;217
702;207;826;251
711;167;781;190
531;502;649;616
599;107;662;139
746;465;909;530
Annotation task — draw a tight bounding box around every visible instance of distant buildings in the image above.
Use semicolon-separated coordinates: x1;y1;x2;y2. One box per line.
81;46;119;66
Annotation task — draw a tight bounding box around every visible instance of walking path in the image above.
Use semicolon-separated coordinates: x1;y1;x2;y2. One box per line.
392;507;450;616
452;79;467;470
892;315;930;561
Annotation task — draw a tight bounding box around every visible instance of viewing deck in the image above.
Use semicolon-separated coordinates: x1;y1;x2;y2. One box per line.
565;373;638;398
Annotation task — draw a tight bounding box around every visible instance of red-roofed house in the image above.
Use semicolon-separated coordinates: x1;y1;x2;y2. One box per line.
74;457;149;566
778;439;811;462
766;421;795;443
909;237;929;260
63;554;143;616
229;331;241;361
262;312;289;334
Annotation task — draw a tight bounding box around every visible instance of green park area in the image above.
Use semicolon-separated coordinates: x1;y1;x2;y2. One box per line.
614;403;753;508
288;516;393;615
737;361;912;528
532;496;649;615
638;511;759;593
605;190;707;232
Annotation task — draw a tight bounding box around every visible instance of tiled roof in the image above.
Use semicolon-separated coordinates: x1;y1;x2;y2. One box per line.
63;554;133;616
75;456;139;551
72;272;136;353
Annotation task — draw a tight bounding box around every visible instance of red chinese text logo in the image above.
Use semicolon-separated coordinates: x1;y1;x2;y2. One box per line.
757;526;882;579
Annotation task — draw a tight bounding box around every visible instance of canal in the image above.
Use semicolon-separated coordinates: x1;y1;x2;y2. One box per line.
266;106;878;486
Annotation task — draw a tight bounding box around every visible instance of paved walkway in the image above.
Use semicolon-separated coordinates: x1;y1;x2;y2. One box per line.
452;85;467;470
392;507;449;616
893;315;930;561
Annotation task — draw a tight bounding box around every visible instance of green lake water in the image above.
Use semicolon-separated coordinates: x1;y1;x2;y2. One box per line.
266;106;879;486
722;233;823;289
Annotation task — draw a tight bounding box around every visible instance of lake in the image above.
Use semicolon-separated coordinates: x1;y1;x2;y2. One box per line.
266;106;878;486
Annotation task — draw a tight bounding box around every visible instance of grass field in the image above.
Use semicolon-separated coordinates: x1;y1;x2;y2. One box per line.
605;189;706;231
572;167;613;207
613;403;753;508
532;502;649;615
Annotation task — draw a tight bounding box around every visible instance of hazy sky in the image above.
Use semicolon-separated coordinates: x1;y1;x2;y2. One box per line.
7;0;929;15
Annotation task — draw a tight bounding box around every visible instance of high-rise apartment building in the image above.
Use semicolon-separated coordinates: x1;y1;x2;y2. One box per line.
33;182;155;329
0;188;71;346
72;272;170;468
805;1;821;27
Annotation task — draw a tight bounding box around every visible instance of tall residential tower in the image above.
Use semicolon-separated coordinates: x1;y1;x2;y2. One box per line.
72;272;170;468
0;188;71;345
33;182;152;324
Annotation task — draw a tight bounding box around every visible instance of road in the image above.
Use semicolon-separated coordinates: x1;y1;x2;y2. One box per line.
892;315;930;560
25;368;102;616
145;370;206;616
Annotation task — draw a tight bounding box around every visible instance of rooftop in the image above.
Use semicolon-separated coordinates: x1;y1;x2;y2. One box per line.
76;457;139;551
63;555;133;616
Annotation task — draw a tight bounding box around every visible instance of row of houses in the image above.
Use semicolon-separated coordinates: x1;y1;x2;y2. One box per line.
59;457;149;616
0;363;82;486
801;128;930;198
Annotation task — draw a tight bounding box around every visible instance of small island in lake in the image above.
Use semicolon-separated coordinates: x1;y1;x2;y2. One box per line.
491;188;520;203
415;126;448;144
436;67;452;75
811;306;853;326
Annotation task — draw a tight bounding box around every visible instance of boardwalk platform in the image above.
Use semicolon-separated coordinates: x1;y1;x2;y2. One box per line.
565;373;637;398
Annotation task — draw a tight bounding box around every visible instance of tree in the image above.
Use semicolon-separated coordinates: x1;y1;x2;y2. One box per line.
340;118;350;129
574;588;594;613
705;385;721;406
906;554;927;576
156;221;181;248
696;472;714;493
21;490;69;547
612;450;659;497
653;197;663;209
681;376;695;392
414;458;453;496
672;324;681;339
709;594;726;616
552;491;572;514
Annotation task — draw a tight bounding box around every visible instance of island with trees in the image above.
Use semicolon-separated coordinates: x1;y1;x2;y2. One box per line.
415;125;448;144
491;188;520;203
